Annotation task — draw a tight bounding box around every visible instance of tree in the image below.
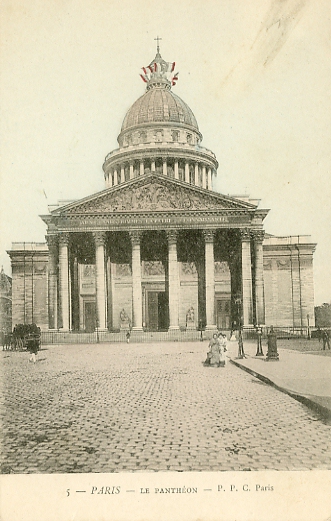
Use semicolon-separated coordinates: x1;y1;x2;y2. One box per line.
315;303;331;328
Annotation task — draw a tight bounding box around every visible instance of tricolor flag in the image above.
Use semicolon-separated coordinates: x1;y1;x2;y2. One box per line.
171;72;179;86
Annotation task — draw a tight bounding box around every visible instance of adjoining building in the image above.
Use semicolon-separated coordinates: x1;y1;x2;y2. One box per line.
0;267;12;333
7;48;316;334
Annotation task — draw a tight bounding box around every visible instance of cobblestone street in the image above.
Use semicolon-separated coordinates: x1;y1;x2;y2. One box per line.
1;342;331;474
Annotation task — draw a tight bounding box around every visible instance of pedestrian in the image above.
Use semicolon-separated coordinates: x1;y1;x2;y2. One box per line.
28;336;39;363
218;332;227;367
205;333;220;367
126;330;131;343
322;329;330;350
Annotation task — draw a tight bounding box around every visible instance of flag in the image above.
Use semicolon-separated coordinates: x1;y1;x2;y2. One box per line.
171;72;179;85
140;74;148;83
171;62;175;72
142;67;147;75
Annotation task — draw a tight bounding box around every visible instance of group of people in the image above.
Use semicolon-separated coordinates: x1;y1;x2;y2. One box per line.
205;332;228;368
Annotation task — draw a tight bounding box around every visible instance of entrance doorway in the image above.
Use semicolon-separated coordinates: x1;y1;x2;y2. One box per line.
216;299;231;330
84;301;96;332
147;291;168;331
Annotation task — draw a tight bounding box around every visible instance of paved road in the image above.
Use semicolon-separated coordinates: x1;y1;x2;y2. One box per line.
1;342;331;473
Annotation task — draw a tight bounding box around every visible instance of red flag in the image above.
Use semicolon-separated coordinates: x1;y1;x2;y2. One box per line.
148;65;153;73
171;62;175;72
154;62;157;72
142;67;147;75
172;72;179;86
140;74;148;83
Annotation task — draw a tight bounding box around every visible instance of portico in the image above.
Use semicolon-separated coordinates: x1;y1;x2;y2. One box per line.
42;174;267;333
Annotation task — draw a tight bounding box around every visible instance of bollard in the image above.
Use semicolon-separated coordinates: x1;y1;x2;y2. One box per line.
266;326;279;361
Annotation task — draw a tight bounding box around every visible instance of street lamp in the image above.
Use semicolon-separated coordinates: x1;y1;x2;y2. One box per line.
234;297;245;359
307;314;311;340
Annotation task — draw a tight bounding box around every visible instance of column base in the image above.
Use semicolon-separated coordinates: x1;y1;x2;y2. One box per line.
95;328;108;333
168;326;180;331
132;327;143;332
205;325;217;331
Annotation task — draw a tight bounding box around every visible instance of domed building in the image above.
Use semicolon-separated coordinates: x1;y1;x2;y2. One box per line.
7;48;316;336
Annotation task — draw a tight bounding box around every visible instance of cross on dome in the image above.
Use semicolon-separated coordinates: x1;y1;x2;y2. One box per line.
154;35;162;53
139;41;179;91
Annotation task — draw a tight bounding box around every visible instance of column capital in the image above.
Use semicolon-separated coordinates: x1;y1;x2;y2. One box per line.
239;228;251;242
251;230;265;243
129;231;142;246
58;233;70;246
93;231;106;246
166;230;178;244
203;230;215;243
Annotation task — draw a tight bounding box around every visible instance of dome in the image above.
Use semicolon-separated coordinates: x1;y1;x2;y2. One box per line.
121;88;199;132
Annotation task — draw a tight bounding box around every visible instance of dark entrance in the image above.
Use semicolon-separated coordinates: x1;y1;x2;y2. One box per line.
216;299;231;330
147;291;168;331
84;301;96;332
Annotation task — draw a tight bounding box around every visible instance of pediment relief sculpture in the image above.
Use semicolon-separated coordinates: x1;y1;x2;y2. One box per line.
64;180;245;214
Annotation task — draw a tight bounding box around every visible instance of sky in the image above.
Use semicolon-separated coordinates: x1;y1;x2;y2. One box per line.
0;0;330;305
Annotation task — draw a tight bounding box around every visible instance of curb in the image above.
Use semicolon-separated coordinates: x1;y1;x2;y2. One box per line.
230;358;331;421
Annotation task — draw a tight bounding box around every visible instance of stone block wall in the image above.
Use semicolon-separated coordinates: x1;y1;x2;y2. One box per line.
263;236;316;328
8;244;49;331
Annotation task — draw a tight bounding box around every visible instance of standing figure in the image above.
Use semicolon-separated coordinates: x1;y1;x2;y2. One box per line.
205;333;221;367
28;336;39;363
322;330;330;350
218;332;227;367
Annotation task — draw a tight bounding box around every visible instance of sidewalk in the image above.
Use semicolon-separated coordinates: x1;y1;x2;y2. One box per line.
227;339;331;419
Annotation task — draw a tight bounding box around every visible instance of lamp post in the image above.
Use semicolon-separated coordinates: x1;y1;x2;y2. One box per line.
307;314;311;340
256;325;264;356
235;297;245;359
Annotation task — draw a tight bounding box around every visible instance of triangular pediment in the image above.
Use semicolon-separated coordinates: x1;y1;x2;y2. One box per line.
51;174;257;215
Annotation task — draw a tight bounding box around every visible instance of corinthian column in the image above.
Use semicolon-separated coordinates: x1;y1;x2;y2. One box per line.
252;230;265;325
240;229;253;326
163;158;167;176
129;231;143;330
202;166;207;189
203;230;217;330
174;160;179;180
185;162;190;183
46;235;58;330
93;232;107;331
194;163;199;186
207;168;212;190
167;230;179;330
59;233;70;331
